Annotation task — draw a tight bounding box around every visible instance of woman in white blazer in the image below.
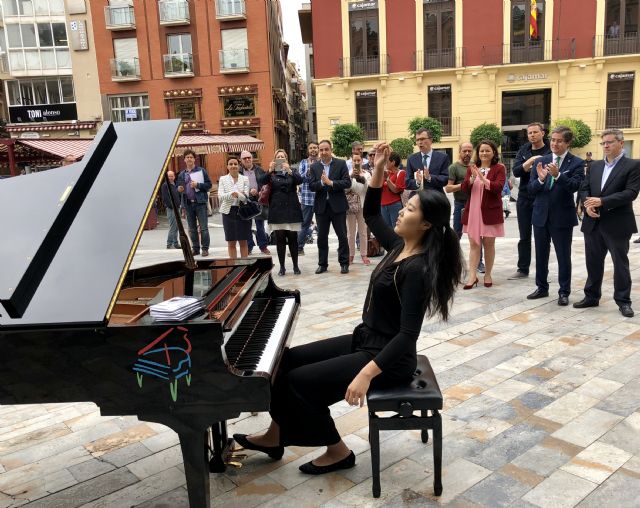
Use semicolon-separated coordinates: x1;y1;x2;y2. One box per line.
346;153;371;264
218;156;251;258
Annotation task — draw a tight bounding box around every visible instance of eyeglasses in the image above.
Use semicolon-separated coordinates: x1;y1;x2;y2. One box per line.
416;137;432;141
599;140;619;146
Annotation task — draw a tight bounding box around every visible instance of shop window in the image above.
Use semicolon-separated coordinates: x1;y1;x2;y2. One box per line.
223;95;255;117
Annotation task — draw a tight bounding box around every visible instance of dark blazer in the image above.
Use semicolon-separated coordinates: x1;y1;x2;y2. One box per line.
161;180;180;209
265;170;303;224
528;152;584;228
308;158;351;214
176;166;212;205
405;150;450;191
579;155;640;237
512;140;551;199
461;163;506;226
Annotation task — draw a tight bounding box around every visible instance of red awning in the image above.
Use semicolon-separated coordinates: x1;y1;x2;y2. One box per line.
17;139;94;160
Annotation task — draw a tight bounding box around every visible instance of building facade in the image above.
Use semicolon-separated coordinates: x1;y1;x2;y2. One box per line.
90;0;288;179
0;0;101;140
298;2;317;143
285;59;307;162
304;0;640;165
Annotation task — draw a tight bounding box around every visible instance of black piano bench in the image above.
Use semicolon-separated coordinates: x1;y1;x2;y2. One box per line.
366;355;443;498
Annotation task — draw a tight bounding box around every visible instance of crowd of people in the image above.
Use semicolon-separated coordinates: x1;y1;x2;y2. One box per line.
161;126;640;317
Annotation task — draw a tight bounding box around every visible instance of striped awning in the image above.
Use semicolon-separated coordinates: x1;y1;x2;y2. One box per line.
6;122;97;132
175;134;264;155
17;139;94;160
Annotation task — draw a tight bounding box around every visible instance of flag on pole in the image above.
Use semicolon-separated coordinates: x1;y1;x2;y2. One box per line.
530;0;539;39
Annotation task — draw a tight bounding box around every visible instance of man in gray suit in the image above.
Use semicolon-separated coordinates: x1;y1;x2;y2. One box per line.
575;129;640;317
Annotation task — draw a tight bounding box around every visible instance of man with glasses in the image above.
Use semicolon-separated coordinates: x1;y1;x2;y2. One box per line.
405;128;450;193
509;122;551;280
240;150;270;255
575;129;640;317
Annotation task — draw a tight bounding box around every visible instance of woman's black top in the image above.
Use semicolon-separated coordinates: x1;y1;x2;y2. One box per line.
361;186;429;377
264;170;303;224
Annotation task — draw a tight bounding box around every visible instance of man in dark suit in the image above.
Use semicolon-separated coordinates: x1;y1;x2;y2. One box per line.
405;128;450;193
307;139;352;274
526;126;584;306
575;129;640;317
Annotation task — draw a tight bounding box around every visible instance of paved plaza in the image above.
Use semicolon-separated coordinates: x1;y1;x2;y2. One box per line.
1;206;640;507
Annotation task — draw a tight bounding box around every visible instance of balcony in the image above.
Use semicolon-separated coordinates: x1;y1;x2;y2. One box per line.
414;48;464;71
596;107;640;130
357;121;386;141
216;0;246;20
0;53;9;74
159;0;190;26
163;53;194;77
105;5;135;30
594;34;640;57
481;39;575;65
339;55;389;77
219;49;249;73
110;57;141;81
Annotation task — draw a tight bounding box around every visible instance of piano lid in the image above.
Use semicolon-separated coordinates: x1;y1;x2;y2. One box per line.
0;119;182;328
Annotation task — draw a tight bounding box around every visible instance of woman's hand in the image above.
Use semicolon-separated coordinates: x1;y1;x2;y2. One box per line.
283;162;291;173
268;161;276;173
231;191;239;198
345;371;372;408
369;142;390;188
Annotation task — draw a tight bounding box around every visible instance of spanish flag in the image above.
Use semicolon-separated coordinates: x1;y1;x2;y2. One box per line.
530;0;539;39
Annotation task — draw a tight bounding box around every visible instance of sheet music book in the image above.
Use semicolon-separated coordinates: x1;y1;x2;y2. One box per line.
150;296;204;321
190;171;205;184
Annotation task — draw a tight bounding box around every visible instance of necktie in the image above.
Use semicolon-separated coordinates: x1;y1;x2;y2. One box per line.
421;154;429;168
550;156;560;189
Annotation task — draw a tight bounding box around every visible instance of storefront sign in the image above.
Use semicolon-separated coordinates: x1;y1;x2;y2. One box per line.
223;96;255;117
506;73;548;82
608;72;635;81
9;103;78;123
356;90;377;98
428;84;451;93
69;20;89;51
348;0;378;11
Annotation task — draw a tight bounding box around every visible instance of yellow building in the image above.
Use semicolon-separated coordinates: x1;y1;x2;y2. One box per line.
303;0;640;164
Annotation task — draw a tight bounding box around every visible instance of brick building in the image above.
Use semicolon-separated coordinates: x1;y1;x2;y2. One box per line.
91;0;289;179
301;0;640;166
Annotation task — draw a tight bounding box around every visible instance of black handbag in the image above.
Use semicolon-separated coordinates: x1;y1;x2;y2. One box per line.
237;199;261;220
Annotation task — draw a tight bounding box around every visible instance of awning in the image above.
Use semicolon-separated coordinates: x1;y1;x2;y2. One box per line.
18;139;94;160
6;122;97;132
175;134;265;155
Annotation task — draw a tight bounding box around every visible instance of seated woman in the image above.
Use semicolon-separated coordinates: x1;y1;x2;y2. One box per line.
218;156;251;259
233;142;464;474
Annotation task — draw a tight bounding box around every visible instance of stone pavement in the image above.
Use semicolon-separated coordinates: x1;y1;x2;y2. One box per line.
1;208;640;507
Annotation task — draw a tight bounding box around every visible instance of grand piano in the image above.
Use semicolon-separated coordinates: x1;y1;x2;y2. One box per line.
0;120;300;508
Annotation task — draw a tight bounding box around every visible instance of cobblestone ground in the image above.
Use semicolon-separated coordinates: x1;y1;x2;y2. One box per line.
1;205;640;507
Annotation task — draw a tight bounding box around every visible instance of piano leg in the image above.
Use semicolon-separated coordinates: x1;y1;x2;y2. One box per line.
178;427;211;508
209;421;233;473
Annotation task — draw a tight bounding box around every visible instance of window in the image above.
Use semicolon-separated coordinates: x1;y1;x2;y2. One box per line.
423;0;455;69
5;76;75;105
113;37;139;77
2;0;63;16
355;90;378;140
220;28;248;69
223;95;255;117
167;33;192;54
5;21;68;72
428;85;452;136
511;0;545;62
604;1;640;54
37;23;67;47
349;7;379;75
109;94;150;122
606;72;635;128
170;99;198;121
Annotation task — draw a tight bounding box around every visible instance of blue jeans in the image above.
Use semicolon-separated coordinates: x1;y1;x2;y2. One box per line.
184;201;210;251
166;207;179;247
381;201;403;229
297;204;315;251
248;218;268;250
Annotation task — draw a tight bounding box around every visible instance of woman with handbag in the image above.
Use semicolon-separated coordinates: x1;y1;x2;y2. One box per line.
218;156;251;258
346;153;371;265
263;149;303;275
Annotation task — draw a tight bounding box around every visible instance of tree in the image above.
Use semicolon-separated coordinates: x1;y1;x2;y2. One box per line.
389;138;415;159
330;123;364;158
408;117;443;143
470;122;503;147
550;118;592;149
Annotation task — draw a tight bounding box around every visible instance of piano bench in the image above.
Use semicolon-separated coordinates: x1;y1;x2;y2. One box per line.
366;355;443;498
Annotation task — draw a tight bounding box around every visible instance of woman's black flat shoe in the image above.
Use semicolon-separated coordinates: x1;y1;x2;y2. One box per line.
278;267;286;276
299;451;355;475
233;433;284;460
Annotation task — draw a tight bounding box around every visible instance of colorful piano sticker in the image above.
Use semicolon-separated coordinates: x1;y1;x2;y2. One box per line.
133;326;192;402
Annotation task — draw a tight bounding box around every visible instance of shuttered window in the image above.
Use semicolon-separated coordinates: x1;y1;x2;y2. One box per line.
221;28;247;50
113;37;138;59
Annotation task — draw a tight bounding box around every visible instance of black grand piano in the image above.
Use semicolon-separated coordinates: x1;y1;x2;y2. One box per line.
0;120;300;508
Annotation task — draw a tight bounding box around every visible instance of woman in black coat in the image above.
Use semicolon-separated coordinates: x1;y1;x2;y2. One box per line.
263;149;303;275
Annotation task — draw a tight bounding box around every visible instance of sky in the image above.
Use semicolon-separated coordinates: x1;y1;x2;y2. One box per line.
281;0;307;77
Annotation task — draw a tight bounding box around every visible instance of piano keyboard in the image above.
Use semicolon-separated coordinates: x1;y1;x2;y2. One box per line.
224;297;296;376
